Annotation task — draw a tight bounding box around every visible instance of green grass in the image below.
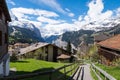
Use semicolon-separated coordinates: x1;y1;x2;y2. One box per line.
90;67;98;80
96;63;120;80
10;59;66;73
10;59;76;80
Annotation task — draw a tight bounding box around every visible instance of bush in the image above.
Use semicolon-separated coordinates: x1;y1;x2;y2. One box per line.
91;52;100;62
10;53;18;61
113;58;120;68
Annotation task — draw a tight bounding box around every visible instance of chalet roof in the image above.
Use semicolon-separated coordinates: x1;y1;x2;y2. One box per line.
14;43;24;46
0;0;11;21
19;42;68;55
57;54;70;59
19;42;49;55
14;43;29;46
98;34;120;51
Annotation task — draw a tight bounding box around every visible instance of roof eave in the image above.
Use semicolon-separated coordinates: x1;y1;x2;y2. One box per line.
0;0;11;22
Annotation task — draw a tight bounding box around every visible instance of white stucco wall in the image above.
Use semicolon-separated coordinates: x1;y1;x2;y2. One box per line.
0;62;3;76
5;57;10;76
0;56;10;76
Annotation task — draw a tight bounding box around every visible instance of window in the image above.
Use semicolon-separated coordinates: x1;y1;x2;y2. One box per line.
0;31;2;46
45;46;48;53
5;33;7;43
0;8;2;20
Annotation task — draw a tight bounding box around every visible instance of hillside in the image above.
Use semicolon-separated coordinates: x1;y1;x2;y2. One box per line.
53;30;95;47
9;25;44;44
100;24;120;35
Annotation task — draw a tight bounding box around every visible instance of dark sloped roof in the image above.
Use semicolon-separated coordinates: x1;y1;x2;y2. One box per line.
0;0;11;21
57;54;70;59
98;34;120;51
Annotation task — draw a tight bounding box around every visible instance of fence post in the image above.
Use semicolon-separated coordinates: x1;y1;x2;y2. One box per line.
64;65;66;79
74;62;75;70
71;64;72;75
49;71;52;80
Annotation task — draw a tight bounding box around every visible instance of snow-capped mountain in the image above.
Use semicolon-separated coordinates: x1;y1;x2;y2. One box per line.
52;30;95;47
79;17;120;32
9;10;120;46
51;17;120;47
9;12;44;44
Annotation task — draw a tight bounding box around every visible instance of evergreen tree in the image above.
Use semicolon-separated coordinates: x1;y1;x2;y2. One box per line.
67;41;72;54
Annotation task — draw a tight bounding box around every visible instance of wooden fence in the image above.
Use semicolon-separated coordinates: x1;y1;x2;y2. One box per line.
0;62;79;80
91;64;116;80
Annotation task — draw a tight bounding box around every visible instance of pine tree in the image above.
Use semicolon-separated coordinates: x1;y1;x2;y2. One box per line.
67;41;71;54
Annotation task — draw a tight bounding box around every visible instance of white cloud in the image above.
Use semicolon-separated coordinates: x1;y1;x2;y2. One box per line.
10;7;63;25
37;16;65;24
7;0;16;6
40;23;78;37
11;7;59;18
116;8;120;16
30;0;66;14
30;0;75;18
75;0;113;26
84;0;113;22
68;13;75;17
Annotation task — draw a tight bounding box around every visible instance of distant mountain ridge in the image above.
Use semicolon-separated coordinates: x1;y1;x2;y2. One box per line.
51;18;120;47
9;11;44;44
52;30;95;47
9;25;44;44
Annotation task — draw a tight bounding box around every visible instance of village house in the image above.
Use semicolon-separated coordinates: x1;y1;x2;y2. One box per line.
0;0;11;76
14;43;30;49
97;34;120;65
18;42;71;62
57;54;71;62
8;43;30;56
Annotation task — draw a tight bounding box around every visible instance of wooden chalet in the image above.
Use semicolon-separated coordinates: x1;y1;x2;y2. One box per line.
97;34;120;65
0;0;11;76
18;42;71;62
57;54;71;62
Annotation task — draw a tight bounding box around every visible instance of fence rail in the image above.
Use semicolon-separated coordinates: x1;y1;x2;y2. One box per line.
91;64;116;80
0;62;79;80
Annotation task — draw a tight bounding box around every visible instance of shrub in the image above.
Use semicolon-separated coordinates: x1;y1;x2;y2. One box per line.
113;58;120;68
10;53;18;61
91;52;100;62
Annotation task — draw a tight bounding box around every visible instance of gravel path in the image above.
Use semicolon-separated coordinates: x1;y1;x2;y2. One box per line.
73;64;93;80
83;64;93;80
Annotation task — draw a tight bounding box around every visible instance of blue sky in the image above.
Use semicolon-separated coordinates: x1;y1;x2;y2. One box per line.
6;0;120;37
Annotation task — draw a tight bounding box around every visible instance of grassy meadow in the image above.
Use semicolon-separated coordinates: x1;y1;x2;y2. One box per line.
10;59;76;80
96;63;120;80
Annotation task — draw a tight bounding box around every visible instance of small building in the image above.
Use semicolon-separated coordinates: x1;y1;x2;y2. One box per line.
57;54;71;62
8;43;30;56
0;0;11;76
57;54;70;60
97;34;120;65
94;32;111;43
18;42;70;62
14;43;30;49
